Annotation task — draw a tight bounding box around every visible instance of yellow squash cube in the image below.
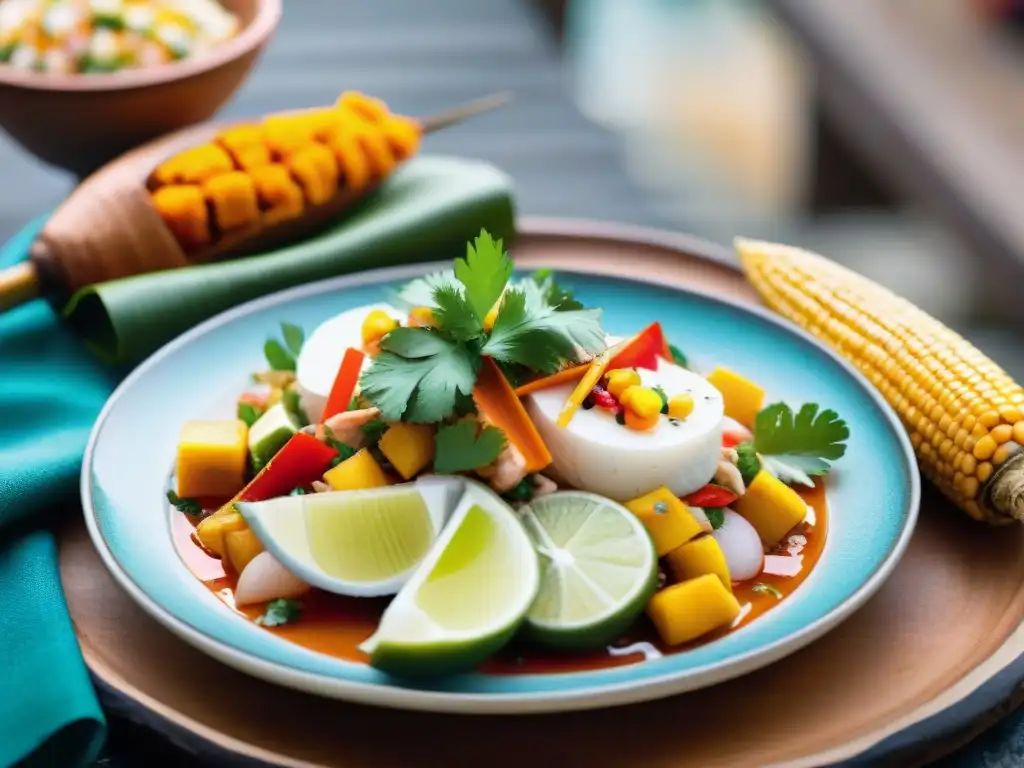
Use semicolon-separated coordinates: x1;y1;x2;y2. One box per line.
624;486;703;556
322;448;390;491
664;535;732;591
378;423;436;480
646;574;742;646
225;528;265;574
176;420;249;498
732;470;808;548
705;367;765;428
195;512;248;558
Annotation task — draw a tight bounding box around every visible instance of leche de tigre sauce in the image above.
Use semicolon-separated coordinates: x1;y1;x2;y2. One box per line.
172;485;828;674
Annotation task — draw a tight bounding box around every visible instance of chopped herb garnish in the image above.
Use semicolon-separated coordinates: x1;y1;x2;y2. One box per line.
751;403;849;486
290;486;307;496
507;478;533;502
704;507;725;530
237;400;263;428
361;418;389;445
525;269;584;311
166;489;203;516
615;411;626;425
263;322;305;372
752;583;783;599
433;420;506;474
734;442;762;485
653;385;669;414
255;598;302;627
359;230;606;424
667;343;689;369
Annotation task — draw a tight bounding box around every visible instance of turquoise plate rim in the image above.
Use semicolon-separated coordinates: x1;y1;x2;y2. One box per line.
81;260;920;714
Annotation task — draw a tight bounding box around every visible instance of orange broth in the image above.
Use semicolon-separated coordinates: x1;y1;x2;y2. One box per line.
172;484;828;673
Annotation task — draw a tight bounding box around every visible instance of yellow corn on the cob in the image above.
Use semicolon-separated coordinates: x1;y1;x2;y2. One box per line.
736;237;1024;525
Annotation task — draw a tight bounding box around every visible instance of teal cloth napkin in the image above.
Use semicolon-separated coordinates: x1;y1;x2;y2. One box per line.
0;155;515;768
0;215;110;768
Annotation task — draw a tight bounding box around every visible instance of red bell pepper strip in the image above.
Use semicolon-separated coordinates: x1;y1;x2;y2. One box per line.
321;347;366;421
722;432;743;449
214;432;338;515
684;485;738;508
608;322;672;371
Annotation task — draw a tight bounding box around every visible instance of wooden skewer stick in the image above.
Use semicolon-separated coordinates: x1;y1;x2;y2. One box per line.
0;91;513;315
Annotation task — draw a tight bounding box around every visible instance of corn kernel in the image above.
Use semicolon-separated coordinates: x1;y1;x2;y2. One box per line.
361;309;399;346
668;394;695;420
977;462;994;483
962;477;979;498
991;424;1014;444
606;369;641;400
993;445;1013;467
973;435;997;461
621;386;663;419
960;454;977;475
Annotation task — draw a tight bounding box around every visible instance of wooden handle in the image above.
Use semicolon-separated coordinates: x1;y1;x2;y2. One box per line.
418;91;513;134
0;261;41;312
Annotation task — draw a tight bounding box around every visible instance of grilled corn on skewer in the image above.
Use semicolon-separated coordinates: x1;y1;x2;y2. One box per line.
736;237;1024;525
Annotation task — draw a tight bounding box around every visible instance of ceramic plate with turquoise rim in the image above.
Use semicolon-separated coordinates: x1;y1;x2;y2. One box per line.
81;263;919;714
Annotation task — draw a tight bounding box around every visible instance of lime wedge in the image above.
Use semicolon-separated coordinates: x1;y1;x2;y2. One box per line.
519;491;659;650
236;476;464;598
361;480;540;677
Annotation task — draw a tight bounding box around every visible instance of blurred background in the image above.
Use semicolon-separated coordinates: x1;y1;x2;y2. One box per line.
2;0;1023;358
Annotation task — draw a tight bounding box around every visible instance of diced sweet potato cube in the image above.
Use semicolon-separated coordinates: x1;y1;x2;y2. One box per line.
195;512;248;558
322;448;390;491
176;420;249;498
706;367;765;428
624;486;703;556
664;535;732;591
646;574;742;646
225;528;265;574
378;423;435;480
732;470;808;548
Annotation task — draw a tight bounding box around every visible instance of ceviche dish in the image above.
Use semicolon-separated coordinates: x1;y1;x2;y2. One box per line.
169;230;850;677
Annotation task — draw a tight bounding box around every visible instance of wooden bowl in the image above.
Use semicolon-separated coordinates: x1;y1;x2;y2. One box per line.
0;0;282;179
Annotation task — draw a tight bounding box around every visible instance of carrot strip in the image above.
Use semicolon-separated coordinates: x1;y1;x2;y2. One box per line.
322;347;366;421
513;364;589;396
473;357;552;473
556;349;614;428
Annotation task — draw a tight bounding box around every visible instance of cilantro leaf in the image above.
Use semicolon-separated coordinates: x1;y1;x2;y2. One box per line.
753;402;849;474
734;442;762;485
392;269;454;310
432;281;484;341
166;489;203;516
704;507;725;530
359;328;481;423
322;425;357;467
237;400;263;428
667;343;690;369
526;269;584;311
281;322;305;356
361;417;388;445
263;339;295;371
255;598;302;627
433;420;506;474
454;229;513;323
482;281;605;374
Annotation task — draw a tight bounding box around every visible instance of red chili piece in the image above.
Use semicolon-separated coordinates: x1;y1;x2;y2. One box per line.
684;484;738;508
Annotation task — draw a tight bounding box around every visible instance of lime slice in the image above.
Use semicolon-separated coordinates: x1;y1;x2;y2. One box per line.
519;491;659;650
236;476;464;598
360;480;540;677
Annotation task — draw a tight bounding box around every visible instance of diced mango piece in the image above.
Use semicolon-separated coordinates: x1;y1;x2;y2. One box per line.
624;486;703;556
224;528;265;574
646;574;742;646
322;448;390;491
732;470;808;548
664;535;732;591
195;512;248;558
176;420;249;498
705;367;765;428
378;423;435;480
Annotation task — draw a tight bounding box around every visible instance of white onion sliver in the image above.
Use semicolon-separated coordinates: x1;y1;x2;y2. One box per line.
713;509;764;582
234;551;310;607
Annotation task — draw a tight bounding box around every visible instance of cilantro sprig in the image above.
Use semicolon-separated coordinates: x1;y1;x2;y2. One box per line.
360;229;606;424
255;598;302;627
738;402;849;487
264;322;304;372
166;489;203;516
433;420;507;474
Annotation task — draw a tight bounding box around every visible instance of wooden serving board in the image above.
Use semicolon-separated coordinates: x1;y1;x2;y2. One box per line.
59;219;1024;767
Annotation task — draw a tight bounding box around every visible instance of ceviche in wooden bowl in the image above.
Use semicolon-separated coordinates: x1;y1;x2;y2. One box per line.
168;230;850;678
